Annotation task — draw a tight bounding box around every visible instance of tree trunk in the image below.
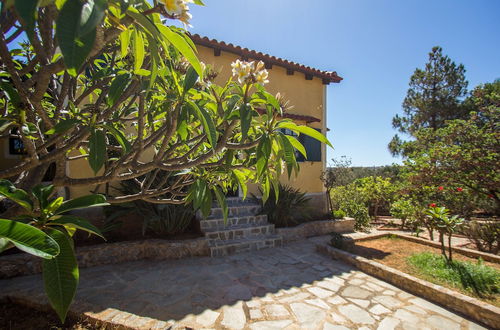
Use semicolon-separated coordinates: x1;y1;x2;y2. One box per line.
326;189;333;215
439;232;447;260
425;223;434;241
373;202;379;218
448;234;453;262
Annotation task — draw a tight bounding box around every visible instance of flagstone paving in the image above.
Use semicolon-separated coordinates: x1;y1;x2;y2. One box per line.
0;236;487;329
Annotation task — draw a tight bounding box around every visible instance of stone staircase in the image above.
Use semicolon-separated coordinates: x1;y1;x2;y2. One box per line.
200;197;283;257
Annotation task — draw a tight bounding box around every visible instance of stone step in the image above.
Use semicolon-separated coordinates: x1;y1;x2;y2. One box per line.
207;204;261;219
205;224;275;243
200;215;268;231
224;197;259;206
209;235;283;257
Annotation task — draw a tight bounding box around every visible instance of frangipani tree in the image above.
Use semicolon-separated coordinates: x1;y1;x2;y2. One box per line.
0;0;332;322
0;0;331;217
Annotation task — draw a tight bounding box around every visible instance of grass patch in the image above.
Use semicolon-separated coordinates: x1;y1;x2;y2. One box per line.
407;252;500;298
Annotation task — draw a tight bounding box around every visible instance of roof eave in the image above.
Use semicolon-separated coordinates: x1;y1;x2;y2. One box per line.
189;34;343;85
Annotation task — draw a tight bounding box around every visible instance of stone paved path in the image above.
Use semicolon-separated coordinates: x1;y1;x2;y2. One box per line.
0;237;487;329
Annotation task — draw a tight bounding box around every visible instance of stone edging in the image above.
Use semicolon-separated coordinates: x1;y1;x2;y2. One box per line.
276;218;355;243
0;238;209;279
354;232;500;263
316;243;500;329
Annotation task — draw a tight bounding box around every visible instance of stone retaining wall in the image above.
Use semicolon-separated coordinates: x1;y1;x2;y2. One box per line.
276;218;355;243
0;238;209;279
317;241;500;329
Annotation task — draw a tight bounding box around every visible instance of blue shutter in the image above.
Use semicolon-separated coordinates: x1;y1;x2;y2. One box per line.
299;128;322;162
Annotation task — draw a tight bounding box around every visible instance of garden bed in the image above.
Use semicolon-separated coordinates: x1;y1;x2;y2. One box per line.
347;235;499;306
0;298;97;330
317;233;500;329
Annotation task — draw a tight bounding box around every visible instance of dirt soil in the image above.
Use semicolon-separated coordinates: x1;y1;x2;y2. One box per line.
0;300;105;330
346;236;500;306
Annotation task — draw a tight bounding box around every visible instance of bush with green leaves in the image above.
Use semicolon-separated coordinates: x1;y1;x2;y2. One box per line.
0;180;107;322
354;176;395;217
140;202;194;236
330;184;370;230
254;184;312;228
462;221;500;255
330;176;395;230
332;209;346;220
390;198;415;229
102;176;194;237
0;0;331;220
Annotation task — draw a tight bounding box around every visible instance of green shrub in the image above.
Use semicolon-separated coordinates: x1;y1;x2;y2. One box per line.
407;252;500;297
140;203;194;236
390;198;415;229
332;210;346;219
330;185;370;230
330;232;345;249
254;184;312;227
107;179;194;236
462;221;500;254
0;180;107;322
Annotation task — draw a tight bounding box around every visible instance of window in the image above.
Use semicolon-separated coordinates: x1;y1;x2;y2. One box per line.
8;129;26;155
280;127;322;162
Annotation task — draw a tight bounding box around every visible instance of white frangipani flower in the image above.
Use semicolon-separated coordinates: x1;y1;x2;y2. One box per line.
255;69;269;85
196;62;212;90
231;60;269;85
162;0;193;26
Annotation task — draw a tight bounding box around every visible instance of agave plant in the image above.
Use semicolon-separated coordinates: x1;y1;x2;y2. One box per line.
255;184;312;227
0;180;108;322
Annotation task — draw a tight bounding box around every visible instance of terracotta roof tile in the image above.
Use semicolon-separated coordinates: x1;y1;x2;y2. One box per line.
189;34;343;85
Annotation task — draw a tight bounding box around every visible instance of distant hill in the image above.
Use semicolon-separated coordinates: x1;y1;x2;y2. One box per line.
325;164;402;184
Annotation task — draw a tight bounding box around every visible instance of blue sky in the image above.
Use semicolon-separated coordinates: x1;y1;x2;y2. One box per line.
186;0;500;166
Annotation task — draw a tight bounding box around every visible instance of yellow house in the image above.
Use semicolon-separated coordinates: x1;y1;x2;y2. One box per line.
0;34;342;214
191;35;342;213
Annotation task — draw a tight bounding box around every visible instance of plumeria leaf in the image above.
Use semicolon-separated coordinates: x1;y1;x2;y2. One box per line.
277;121;333;148
48;215;105;239
88;128;106;174
31;184;55;210
55;194;108;215
42;228;78;323
0;219;59;259
0;179;33;212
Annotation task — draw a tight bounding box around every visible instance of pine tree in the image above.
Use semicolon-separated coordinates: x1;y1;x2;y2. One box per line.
389;46;469;156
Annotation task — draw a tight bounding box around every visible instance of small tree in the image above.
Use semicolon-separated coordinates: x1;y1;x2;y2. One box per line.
320;156;354;214
404;96;500;214
390;46;469;156
426;206;464;262
0;180;106;322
